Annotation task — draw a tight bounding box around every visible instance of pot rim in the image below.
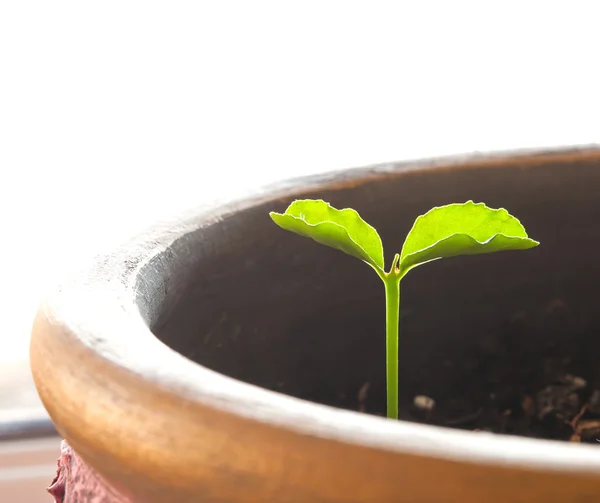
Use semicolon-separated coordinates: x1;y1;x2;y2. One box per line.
31;144;600;484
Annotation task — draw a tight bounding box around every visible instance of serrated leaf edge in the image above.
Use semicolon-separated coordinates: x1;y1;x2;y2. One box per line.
269;211;385;271
399;231;540;275
400;200;532;260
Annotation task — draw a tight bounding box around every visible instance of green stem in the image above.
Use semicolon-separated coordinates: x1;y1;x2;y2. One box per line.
383;274;400;419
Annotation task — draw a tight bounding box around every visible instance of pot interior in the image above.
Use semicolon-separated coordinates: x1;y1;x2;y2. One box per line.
139;153;600;441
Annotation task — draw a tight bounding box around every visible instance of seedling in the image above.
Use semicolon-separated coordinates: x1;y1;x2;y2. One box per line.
270;199;539;419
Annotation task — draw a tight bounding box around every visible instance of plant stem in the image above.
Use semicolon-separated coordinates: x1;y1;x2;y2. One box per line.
383;275;401;419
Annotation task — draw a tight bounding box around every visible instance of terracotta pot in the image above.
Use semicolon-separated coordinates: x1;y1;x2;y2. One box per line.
31;146;600;502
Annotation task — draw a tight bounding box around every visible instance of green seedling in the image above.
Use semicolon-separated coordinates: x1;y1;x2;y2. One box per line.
270;199;539;419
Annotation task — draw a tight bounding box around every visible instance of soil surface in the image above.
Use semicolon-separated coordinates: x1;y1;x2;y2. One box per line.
356;297;600;444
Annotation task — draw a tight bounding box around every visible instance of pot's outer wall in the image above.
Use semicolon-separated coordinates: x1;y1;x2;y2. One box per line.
31;147;600;503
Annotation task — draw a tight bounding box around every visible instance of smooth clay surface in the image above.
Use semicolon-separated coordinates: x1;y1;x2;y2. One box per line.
31;147;600;502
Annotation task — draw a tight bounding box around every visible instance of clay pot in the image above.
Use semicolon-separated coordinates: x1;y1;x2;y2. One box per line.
31;147;600;502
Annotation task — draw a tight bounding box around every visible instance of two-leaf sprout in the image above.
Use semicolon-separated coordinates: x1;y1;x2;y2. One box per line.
270;199;539;419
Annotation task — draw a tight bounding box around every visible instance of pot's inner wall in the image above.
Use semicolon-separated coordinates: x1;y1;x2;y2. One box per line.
140;155;600;423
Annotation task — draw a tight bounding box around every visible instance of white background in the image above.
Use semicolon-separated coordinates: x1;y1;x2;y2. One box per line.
0;1;599;398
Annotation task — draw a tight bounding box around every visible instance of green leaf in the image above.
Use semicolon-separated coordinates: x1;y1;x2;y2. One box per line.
270;199;385;270
399;201;539;275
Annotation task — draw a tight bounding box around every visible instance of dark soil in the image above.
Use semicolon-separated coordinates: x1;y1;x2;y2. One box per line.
357;297;600;444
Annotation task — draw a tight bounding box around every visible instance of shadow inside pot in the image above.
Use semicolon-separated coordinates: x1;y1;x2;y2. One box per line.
141;157;600;442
